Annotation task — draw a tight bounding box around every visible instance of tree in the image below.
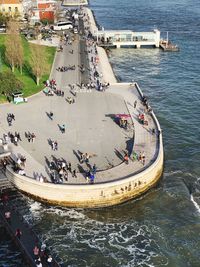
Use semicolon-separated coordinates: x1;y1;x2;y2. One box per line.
5;34;16;72
0;12;9;26
30;44;48;85
16;38;24;74
5;19;23;73
0;71;23;97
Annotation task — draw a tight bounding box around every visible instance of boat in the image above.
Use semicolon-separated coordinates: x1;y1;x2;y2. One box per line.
160;31;180;52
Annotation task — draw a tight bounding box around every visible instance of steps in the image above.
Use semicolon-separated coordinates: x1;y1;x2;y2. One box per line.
0;168;14;191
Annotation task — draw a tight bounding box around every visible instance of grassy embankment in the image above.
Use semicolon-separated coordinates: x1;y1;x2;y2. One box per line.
0;35;56;103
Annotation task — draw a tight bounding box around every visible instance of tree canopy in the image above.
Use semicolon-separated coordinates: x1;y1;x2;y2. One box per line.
5;19;24;73
0;12;9;26
0;71;23;96
30;44;48;85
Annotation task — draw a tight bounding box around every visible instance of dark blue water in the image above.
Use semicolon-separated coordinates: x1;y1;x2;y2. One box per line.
1;0;200;266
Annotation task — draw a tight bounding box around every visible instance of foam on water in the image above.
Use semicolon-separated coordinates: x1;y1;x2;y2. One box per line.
34;211;168;267
190;194;200;214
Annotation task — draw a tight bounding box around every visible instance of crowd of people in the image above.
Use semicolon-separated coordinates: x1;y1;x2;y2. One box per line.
48;157;76;183
56;65;76;72
45;79;65;97
33;243;53;267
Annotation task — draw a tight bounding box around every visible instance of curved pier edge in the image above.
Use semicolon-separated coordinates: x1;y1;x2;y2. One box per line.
7;166;163;208
6;136;163;208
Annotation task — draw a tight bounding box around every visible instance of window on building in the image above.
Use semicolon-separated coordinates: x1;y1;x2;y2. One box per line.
15;7;18;12
2;7;5;12
8;6;12;12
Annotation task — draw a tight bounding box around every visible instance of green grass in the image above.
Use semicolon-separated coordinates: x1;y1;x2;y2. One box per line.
0;35;56;103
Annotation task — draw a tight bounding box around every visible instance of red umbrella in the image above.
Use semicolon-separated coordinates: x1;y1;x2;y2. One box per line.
115;114;131;119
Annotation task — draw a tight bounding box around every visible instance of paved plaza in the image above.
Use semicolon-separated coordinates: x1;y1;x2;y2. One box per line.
0;12;159;185
0;89;133;170
0;31;136;183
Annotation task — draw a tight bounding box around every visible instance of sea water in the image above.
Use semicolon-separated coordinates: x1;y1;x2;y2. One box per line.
1;0;200;266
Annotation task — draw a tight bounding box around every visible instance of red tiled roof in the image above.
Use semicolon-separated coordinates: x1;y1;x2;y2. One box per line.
0;0;21;4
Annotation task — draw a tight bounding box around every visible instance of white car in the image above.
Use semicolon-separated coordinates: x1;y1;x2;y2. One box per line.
73;27;78;34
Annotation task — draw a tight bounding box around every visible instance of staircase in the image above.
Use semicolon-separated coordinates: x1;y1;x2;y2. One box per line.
0;168;14;191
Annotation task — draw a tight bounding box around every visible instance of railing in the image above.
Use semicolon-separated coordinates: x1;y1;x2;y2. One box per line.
0;208;37;267
0;202;61;267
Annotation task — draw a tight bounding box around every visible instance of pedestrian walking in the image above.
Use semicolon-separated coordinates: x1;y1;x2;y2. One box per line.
63;171;68;181
49;112;53;120
47;255;53;267
31;133;36;142
90;173;95;184
68;162;72;173
52;141;55;151
124;154;129;164
1;193;9;205
15;228;22;239
85;153;89;163
33;245;40;259
92;164;97;174
134;100;137;109
80;153;84;164
27;132;32;142
16;132;21;141
72;169;77;178
54;141;58;150
61;124;65;133
40;243;47;258
5;211;11;223
36;260;42;267
142;151;146;165
138;152;142;163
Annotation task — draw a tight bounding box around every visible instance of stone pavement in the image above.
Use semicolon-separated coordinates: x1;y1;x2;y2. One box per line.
82;7;99;36
0;83;158;184
29;37;60;47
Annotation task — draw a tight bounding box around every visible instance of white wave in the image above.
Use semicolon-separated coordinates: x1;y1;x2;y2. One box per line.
29;201;42;212
31;206;86;220
191;194;200;214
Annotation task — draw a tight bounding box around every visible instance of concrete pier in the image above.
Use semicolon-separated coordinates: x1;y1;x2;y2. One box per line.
0;6;164;208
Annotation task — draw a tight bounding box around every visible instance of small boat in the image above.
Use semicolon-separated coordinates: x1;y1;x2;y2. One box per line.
160;32;180;52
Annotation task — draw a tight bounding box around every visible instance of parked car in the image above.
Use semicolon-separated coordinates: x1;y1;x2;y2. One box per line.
73;27;78;34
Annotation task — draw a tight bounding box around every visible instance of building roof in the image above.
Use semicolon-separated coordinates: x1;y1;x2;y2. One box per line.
0;0;21;4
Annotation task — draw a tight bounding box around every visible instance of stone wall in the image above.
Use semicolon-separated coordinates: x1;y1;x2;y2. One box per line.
6;139;163;208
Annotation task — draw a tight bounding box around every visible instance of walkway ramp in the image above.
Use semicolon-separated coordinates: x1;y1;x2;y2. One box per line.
0;198;61;267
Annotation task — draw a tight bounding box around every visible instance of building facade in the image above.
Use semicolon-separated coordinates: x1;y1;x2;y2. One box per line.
97;29;161;48
0;0;23;18
30;0;57;23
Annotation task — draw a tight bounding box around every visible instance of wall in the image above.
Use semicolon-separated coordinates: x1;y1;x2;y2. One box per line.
0;3;23;18
6;137;163;208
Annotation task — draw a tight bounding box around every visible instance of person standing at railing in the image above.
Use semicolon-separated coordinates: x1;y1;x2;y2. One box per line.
47;255;53;267
15;228;22;239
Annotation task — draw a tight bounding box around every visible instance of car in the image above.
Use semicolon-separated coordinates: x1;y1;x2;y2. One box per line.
0;26;6;33
73;27;78;34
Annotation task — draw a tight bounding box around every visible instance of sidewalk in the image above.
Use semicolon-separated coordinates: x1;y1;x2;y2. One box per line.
29;37;60;47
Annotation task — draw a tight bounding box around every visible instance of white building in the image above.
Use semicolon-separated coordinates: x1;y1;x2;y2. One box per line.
97;29;160;48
